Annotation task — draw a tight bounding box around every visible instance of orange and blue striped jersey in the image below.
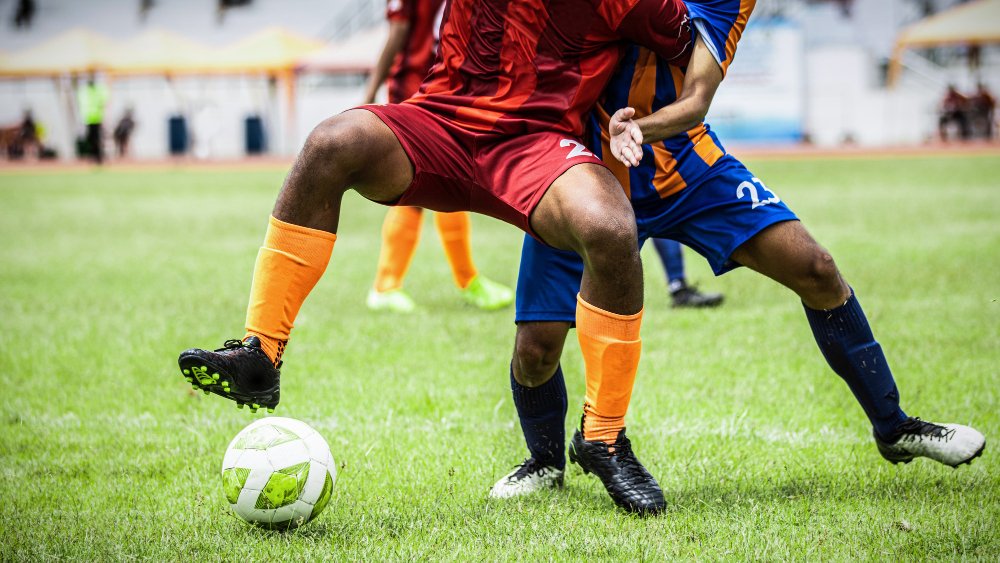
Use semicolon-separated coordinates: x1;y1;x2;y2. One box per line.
590;0;755;208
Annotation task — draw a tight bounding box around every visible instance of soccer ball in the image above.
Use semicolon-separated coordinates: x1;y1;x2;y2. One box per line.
221;417;336;530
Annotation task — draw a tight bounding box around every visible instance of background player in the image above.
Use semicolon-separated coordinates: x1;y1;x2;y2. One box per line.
362;0;513;314
652;238;723;308
179;0;702;515
490;0;985;502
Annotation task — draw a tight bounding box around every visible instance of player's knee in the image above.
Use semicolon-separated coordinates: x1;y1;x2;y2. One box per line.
574;204;639;264
513;338;561;387
807;249;840;285
302;115;369;178
795;247;844;299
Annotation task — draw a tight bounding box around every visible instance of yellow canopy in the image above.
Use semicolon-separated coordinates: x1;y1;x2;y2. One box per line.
0;28;116;76
297;25;387;73
896;0;1000;48
205;27;325;74
889;0;1000;85
106;29;217;76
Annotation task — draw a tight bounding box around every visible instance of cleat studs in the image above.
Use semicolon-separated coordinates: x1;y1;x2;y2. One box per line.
236;403;245;409
182;369;190;375
266;408;275;414
202;389;209;395
184;377;193;383
250;407;258;414
212;373;220;381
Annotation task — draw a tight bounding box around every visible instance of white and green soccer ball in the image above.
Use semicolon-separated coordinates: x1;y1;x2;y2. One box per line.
221;417;336;530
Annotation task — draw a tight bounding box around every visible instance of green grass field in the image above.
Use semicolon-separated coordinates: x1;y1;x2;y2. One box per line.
1;154;998;560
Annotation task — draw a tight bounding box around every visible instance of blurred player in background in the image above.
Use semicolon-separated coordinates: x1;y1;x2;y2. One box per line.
180;0;702;515
652;238;723;308
361;0;513;314
489;0;985;501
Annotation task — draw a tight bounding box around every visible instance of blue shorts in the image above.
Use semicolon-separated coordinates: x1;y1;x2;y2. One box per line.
515;155;798;323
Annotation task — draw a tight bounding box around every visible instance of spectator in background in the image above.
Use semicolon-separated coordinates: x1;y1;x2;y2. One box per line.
113;108;136;158
18;110;38;155
1;110;38;160
77;74;109;164
140;0;155;22
969;82;996;140
938;84;970;142
13;0;35;29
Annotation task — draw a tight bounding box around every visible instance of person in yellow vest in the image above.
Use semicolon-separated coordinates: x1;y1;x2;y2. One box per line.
77;74;108;164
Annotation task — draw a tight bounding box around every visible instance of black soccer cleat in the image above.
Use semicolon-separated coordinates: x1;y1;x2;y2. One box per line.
178;336;281;413
671;284;724;308
569;428;665;515
874;417;985;467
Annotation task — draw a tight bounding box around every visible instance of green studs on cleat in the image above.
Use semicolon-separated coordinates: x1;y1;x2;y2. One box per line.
184;377;193;383
191;366;215;386
182;369;190;375
212;373;220;382
267;408;275;414
202;389;210;395
237;403;245;409
249;407;258;414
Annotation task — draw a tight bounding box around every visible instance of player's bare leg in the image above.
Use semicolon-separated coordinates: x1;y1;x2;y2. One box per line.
529;164;664;514
178;110;414;412
731;220;985;466
273;110;414;232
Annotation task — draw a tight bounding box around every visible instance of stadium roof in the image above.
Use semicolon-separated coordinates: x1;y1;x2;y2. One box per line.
105;29;216;76
297;25;386;73
204;27;326;74
895;0;1000;48
889;0;1000;86
0;28;115;76
0;26;324;77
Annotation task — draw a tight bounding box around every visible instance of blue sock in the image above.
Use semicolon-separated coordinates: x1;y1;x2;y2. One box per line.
510;363;567;469
803;290;908;441
652;238;686;290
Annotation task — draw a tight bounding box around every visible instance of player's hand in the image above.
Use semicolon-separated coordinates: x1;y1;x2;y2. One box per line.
609;107;644;168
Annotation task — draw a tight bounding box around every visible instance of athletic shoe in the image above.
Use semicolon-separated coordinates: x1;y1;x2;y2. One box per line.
489;458;564;499
366;288;418;313
461;275;514;311
671;284;724;308
875;417;985;467
568;428;665;514
178;336;280;413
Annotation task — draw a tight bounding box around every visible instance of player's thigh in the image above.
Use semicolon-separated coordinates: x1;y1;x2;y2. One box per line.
530;163;637;254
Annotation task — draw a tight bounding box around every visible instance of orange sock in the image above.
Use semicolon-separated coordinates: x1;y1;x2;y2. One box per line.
434;211;478;289
244;215;337;365
373;206;423;292
576;294;643;444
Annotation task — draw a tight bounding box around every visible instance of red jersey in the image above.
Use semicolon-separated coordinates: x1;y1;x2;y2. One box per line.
408;0;693;136
387;0;447;103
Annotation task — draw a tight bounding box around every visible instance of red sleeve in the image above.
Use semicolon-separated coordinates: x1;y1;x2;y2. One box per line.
616;0;693;63
386;0;411;22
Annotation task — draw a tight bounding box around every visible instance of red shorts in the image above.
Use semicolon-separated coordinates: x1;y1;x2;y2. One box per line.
361;103;607;237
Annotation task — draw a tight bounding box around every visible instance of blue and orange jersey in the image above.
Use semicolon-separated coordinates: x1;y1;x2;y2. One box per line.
590;0;755;208
407;0;695;137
